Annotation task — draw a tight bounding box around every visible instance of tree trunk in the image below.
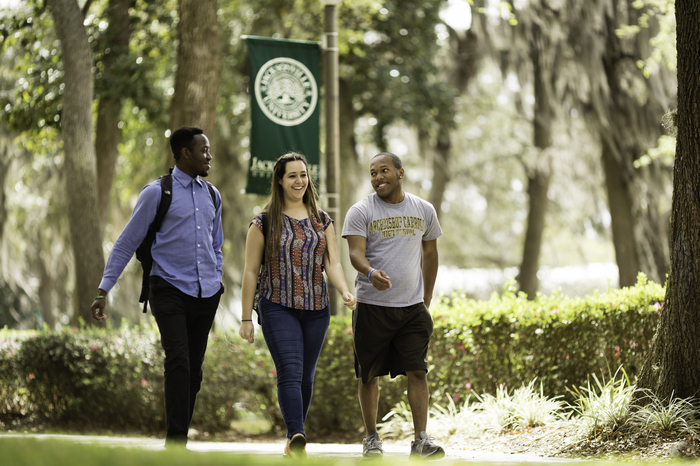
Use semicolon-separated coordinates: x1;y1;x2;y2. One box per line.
38;241;57;330
601;139;639;287
0;132;11;244
636;0;700;400
594;0;672;287
213;132;248;291
338;78;362;298
95;0;131;232
562;0;673;288
47;0;105;325
428;20;482;219
428;127;450;219
168;0;221;164
635;162;670;283
519;167;551;298
518;14;553;299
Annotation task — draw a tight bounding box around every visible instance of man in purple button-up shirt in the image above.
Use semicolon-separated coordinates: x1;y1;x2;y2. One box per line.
90;126;224;447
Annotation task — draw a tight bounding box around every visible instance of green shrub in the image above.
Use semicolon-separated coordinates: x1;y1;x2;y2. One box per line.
428;274;661;406
0;322;280;435
196;333;280;432
309;275;661;435
0;329;32;421
10;322;164;432
0;275;663;436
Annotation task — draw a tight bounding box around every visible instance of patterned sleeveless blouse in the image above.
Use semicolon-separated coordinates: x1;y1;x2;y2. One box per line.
252;210;332;310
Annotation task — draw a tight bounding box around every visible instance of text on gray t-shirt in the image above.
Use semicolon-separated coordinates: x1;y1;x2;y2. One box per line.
342;192;442;306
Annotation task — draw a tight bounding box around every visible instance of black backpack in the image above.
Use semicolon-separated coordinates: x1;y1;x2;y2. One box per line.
135;170;217;313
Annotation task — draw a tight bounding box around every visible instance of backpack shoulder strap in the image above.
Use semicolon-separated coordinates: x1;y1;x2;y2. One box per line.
137;173;172;314
151;173;172;233
204;181;219;210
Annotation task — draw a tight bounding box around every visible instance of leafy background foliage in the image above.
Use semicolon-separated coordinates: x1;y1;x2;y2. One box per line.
0;0;675;327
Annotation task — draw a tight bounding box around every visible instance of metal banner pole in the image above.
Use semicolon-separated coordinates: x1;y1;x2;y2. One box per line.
322;0;341;314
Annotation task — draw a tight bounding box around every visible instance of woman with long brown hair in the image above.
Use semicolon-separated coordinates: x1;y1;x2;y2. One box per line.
239;152;356;458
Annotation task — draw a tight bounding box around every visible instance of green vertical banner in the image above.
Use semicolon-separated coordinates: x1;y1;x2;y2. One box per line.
246;36;321;195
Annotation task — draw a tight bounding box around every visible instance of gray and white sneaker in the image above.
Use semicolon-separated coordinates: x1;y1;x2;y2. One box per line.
410;431;445;460
362;431;384;458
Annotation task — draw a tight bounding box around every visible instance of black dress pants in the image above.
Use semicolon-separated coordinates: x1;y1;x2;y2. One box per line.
149;276;222;445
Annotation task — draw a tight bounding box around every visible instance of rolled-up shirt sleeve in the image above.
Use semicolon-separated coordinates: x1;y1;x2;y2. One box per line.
98;183;160;293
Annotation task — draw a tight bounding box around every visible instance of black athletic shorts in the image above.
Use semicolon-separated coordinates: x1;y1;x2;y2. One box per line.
352;301;434;384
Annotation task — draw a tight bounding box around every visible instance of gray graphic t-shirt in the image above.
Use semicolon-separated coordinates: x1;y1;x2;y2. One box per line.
342;192;442;306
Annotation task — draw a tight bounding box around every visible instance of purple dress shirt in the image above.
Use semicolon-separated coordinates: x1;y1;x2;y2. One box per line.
99;166;224;298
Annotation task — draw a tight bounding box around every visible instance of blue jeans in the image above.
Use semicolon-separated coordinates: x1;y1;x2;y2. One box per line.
259;297;331;439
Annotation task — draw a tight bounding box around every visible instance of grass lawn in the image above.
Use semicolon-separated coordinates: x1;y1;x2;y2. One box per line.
1;437;296;466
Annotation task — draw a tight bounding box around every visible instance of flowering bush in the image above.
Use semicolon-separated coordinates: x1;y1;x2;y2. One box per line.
3;322;164;432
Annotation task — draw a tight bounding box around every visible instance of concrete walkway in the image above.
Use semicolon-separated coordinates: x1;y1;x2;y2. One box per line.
1;433;582;464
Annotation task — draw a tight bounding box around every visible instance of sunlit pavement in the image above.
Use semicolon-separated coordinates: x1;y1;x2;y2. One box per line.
1;434;582;464
190;440;582;463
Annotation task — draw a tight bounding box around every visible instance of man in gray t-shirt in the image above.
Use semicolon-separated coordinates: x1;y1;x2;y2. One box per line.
342;152;444;460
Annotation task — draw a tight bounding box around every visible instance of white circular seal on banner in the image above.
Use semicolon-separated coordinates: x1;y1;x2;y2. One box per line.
254;57;318;127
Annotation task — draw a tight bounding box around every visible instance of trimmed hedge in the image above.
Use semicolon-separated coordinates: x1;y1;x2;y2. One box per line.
307;274;662;433
0;324;164;432
427;275;662;405
0;275;663;436
0;323;279;434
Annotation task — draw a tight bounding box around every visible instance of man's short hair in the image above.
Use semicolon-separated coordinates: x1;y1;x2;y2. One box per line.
372;152;402;170
170;126;204;160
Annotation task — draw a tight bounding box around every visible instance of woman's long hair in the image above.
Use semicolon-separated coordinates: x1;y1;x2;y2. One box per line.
262;152;322;263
